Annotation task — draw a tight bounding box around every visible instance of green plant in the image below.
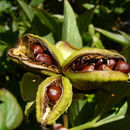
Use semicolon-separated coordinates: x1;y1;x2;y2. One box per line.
1;0;130;130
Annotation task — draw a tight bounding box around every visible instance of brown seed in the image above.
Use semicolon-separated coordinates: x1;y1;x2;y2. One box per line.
115;60;130;73
82;65;95;71
97;64;112;71
31;44;43;55
107;59;116;69
47;86;62;102
35;53;52;66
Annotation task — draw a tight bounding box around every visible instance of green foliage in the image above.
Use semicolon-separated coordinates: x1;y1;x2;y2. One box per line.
62;0;82;48
20;72;44;101
121;46;130;64
95;28;130;46
18;0;35;22
30;0;45;7
0;89;23;130
34;8;61;41
0;0;11;14
0;0;130;129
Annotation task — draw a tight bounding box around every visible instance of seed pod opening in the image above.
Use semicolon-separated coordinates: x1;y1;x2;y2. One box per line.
36;75;72;125
8;34;64;76
63;48;129;90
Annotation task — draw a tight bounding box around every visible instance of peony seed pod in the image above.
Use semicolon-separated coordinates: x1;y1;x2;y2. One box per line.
62;48;129;90
8;34;64;76
36;75;72;125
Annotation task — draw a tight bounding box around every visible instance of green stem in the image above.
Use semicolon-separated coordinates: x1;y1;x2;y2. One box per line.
69;115;100;130
69;122;95;130
63;114;69;128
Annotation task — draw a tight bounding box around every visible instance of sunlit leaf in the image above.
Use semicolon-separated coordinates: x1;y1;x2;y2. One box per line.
115;7;125;14
83;3;95;10
17;0;35;22
62;0;82;48
0;0;11;13
0;109;7;130
88;24;95;36
88;25;104;48
95;28;130;46
30;0;44;7
92;34;104;49
12;20;18;32
20;72;44;101
25;101;35;122
0;89;23;130
0;25;6;33
53;14;64;22
83;3;100;14
119;31;130;42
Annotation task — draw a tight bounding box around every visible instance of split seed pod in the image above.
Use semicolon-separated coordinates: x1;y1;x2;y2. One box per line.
55;41;79;60
36;75;72;125
62;48;130;90
8;34;64;76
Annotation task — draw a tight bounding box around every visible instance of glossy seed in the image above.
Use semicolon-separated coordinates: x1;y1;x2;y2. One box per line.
115;60;130;73
97;64;112;71
107;59;116;69
35;53;52;66
82;65;95;71
31;44;44;55
47;86;62;102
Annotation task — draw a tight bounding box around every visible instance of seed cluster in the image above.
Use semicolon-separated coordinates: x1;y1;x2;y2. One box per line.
70;55;130;74
31;44;52;66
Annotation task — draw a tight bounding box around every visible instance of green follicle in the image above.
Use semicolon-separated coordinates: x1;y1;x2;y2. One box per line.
36;75;72;125
36;76;62;125
55;41;79;60
66;54;123;72
8;34;64;76
63;48;129;74
63;48;129;90
63;48;125;72
43;78;62;124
